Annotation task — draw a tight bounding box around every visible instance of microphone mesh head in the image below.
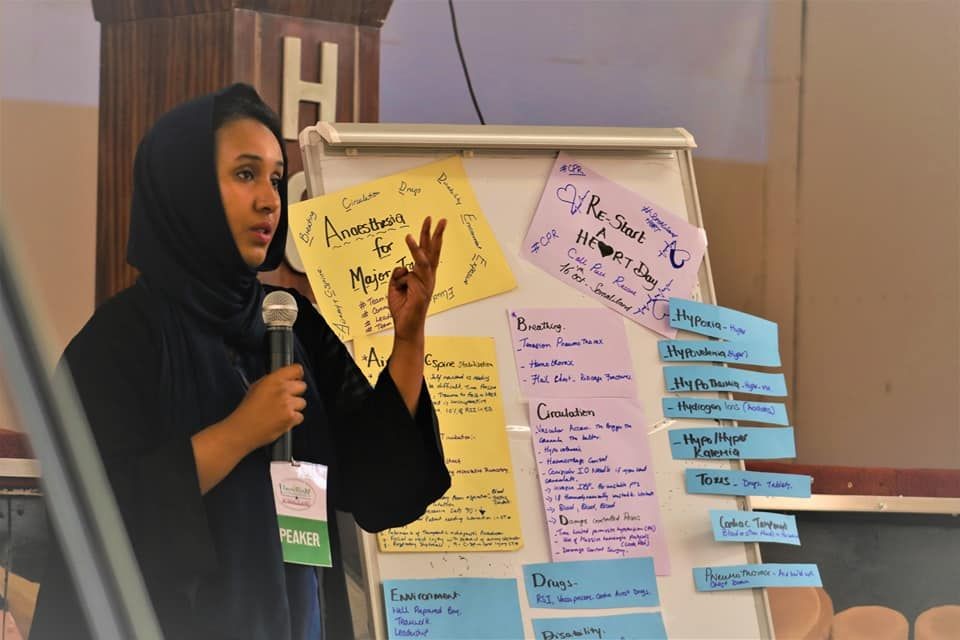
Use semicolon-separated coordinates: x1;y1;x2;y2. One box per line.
262;291;298;327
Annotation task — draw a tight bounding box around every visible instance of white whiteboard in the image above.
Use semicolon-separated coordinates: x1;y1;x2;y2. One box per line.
297;124;772;640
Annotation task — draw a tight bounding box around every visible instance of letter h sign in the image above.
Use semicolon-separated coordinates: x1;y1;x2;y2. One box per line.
282;37;339;141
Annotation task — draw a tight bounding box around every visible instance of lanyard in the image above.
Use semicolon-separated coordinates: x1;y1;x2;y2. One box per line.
226;345;252;391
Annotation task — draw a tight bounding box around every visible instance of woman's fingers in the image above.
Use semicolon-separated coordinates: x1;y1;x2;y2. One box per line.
390;265;408;282
405;233;432;272
430;218;446;268
419;216;432;254
289;380;307;396
396;217;447;295
275;363;304;380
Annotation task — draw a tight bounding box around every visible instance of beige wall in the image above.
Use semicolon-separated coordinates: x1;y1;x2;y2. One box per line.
0;99;98;356
701;0;960;469
0;99;98;431
791;1;960;466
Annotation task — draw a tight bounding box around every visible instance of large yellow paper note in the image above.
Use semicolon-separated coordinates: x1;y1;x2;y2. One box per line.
354;335;523;552
289;157;516;341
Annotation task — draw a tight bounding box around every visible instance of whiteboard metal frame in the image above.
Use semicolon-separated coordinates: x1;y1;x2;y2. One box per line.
305;122;697;153
669;131;775;640
298;122;774;640
754;494;960;515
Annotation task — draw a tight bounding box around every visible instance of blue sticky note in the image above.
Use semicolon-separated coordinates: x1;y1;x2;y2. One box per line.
669;298;778;346
383;577;524;639
669;427;796;460
710;510;801;545
523;558;659;609
664;365;787;396
532;612;667;640
662;397;789;425
693;564;822;591
658;339;781;367
685;469;812;498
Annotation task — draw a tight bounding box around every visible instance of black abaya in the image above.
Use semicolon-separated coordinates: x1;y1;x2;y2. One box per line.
31;84;449;639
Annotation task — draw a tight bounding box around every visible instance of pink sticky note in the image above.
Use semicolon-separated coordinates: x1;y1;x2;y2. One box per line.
530;397;670;575
523;153;707;337
507;307;636;398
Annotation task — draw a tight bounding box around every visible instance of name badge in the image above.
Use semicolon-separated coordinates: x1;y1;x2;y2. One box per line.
270;461;332;567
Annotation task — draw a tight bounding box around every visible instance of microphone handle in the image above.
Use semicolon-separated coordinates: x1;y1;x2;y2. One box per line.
268;327;294;462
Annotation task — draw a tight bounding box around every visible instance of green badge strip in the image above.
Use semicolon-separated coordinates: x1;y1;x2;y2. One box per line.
278;515;332;567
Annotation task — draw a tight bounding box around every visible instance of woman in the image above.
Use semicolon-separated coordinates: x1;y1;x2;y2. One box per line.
32;84;450;639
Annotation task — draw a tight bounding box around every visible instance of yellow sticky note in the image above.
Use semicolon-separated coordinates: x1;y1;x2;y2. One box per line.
354;335;523;552
289;157;516;341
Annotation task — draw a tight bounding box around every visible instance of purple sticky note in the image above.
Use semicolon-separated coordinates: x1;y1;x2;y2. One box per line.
529;397;670;575
523;153;707;337
508;307;636;398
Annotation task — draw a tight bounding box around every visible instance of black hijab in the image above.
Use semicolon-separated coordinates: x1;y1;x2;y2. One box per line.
126;83;289;347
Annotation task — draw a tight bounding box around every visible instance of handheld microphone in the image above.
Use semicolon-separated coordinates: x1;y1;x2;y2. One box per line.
262;290;298;461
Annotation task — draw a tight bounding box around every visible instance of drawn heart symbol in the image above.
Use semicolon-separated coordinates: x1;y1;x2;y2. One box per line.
669;248;692;268
597;241;614;258
555;183;579;214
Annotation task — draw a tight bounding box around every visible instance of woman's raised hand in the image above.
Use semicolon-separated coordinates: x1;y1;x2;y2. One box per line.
388;217;446;342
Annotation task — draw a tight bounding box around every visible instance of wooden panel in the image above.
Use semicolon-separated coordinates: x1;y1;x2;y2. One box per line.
357;25;381;122
231;10;259;85
355;0;394;28
694;158;791;415
97;12;235;303
254;13;356;133
694;158;766;316
747;462;960;499
764;2;802;429
93;0;393;27
0;430;33;459
249;14;359;298
238;0;393;26
93;0;228;23
762;135;798;421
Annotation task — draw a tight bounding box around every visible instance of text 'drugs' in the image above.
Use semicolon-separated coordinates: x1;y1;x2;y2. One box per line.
522;557;659;609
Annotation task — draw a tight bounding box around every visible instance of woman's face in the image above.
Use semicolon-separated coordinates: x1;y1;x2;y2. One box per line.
215;117;284;269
